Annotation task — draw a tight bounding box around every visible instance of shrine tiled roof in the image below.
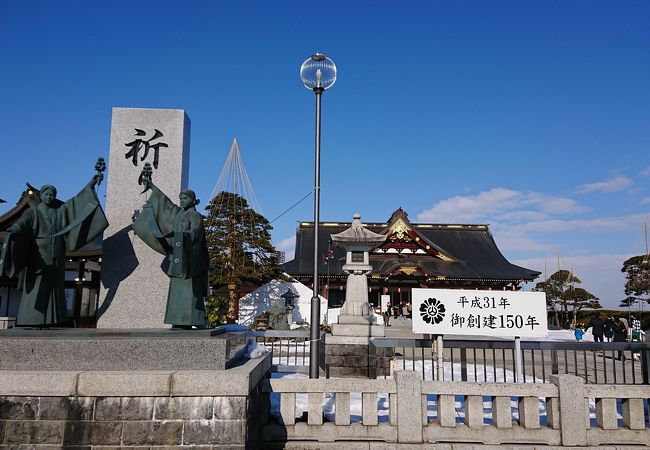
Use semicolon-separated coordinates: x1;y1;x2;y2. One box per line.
283;209;540;283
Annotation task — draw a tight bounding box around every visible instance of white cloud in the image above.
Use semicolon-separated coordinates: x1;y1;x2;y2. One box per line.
488;214;646;255
415;187;649;310
416;187;519;223
576;175;632;194
641;197;650;205
492;234;552;253
512;253;633;309
534;196;583;215
513;253;632;273
640;166;650;176
416;188;583;223
500;210;548;222
510;213;649;234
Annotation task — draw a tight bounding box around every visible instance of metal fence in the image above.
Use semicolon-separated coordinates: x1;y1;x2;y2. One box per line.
251;329;326;375
249;331;650;384
370;337;650;385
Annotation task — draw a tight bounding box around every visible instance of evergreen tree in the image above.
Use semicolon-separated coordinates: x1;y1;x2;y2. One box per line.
620;296;642;308
534;269;600;328
204;191;283;323
205;295;229;326
621;255;650;311
621;255;650;297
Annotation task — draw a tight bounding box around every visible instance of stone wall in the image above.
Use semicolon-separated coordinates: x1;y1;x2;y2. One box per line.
0;395;247;447
326;342;393;378
0;354;271;449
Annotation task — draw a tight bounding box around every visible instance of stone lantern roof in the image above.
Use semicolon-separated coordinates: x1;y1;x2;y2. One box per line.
330;214;386;247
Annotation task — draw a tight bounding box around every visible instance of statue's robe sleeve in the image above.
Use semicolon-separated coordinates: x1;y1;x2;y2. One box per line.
55;184;109;252
0;210;34;278
132;186;182;258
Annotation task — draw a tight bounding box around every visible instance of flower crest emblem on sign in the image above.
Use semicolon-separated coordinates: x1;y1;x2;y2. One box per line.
420;297;446;324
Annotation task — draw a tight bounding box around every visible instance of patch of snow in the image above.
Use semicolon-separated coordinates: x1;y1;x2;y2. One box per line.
245;339;269;358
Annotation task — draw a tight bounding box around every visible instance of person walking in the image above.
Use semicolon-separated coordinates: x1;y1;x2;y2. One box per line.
630;315;643;361
604;316;615;342
383;304;391;327
613;317;629;361
619;317;630;340
574;324;585;342
631;315;642;341
589;314;605;343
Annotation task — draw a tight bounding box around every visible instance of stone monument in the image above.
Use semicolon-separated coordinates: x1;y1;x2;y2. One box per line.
97;108;191;328
326;213;392;377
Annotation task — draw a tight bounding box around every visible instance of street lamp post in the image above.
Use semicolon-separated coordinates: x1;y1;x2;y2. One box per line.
300;53;337;379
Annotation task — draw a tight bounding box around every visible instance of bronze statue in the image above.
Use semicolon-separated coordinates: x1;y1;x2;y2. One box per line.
0;161;108;327
132;164;208;328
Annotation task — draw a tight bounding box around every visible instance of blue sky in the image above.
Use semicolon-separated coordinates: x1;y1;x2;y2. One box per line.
1;1;649;309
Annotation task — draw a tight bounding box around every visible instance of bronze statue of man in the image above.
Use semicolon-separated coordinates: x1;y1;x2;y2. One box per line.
0;173;108;327
133;176;208;328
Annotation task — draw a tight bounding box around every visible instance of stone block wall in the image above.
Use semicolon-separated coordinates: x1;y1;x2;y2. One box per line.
325;343;393;378
0;395;248;447
0;354;271;449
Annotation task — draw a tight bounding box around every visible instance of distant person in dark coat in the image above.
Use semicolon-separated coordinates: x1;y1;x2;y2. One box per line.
383;304;391;327
589;315;605;342
613;318;629;360
604;316;615;342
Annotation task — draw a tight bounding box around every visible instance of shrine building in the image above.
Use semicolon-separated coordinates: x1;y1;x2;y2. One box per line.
283;208;540;309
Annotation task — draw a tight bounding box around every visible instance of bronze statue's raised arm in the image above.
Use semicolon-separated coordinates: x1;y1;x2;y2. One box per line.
88;173;104;188
87;156;106;189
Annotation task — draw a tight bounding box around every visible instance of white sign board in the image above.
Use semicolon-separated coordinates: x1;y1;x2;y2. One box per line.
412;288;548;337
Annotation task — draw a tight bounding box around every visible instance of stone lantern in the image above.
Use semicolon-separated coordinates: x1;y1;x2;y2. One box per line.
329;213;386;338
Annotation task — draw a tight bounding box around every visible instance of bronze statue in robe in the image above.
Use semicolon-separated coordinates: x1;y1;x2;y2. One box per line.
0;174;108;327
132;178;208;328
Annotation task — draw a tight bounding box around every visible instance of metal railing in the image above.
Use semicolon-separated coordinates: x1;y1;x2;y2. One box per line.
251;329;326;375
370;337;650;384
249;331;650;384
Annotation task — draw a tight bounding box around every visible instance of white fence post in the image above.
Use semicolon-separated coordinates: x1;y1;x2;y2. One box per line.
549;374;587;446
514;336;523;383
436;335;444;381
395;370;423;443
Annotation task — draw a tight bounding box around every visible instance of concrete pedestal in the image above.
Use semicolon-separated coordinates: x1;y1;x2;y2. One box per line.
0;328;246;371
325;335;392;378
331;314;385;337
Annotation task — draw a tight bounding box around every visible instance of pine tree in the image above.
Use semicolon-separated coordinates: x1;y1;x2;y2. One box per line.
622;255;650;297
204;191;283;323
620;255;650;311
534;269;600;328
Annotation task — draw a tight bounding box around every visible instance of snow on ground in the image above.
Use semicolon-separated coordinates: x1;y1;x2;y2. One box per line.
538;329;594;341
